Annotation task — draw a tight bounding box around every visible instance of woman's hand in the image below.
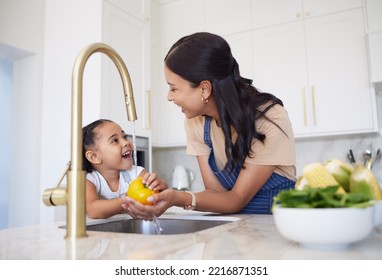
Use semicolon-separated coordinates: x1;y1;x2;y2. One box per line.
122;189;175;220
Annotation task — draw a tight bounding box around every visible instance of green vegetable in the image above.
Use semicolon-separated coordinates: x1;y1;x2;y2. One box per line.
272;186;374;210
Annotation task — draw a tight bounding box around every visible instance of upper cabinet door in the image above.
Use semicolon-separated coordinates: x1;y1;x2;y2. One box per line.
251;0;362;29
161;0;205;48
251;0;303;28
304;9;377;135
303;0;362;17
104;0;150;21
253;9;378;137
204;0;252;35
102;1;151;137
363;0;382;32
252;22;310;135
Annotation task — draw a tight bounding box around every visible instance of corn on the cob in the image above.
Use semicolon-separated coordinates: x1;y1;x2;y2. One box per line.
302;162;340;188
295;175;309;190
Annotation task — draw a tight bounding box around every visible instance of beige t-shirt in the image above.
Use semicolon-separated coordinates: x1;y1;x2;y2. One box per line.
185;104;296;180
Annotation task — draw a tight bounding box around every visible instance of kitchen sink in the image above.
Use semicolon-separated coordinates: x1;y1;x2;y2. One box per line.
82;215;239;235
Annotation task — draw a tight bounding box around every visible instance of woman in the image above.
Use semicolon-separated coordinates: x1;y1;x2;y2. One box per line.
123;32;296;218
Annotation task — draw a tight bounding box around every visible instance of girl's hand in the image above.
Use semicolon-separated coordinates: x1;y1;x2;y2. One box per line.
142;172;168;192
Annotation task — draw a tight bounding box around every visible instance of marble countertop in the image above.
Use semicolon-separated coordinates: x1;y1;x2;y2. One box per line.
1;209;382;260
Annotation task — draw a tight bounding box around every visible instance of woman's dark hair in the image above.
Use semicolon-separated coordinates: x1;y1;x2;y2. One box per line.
165;32;285;173
82;119;112;173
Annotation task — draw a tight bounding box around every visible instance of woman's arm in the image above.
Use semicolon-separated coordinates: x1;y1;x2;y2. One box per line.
123;154;276;218
186;155;276;213
85;180;125;219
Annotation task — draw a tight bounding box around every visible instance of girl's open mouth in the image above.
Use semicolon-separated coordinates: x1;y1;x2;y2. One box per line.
122;151;131;159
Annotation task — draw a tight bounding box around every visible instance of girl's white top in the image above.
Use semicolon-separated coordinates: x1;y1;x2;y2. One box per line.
86;166;144;199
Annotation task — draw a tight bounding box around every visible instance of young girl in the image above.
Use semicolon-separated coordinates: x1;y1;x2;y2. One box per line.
82;119;166;219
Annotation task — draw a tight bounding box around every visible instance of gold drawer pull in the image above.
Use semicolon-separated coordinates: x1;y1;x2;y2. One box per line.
311;86;316;126
302;86;307;126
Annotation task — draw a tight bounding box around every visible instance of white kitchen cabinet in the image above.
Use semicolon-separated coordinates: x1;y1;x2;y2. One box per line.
104;0;150;22
152;0;205;146
252;9;378;137
225;31;254;81
364;0;382;83
102;0;151;137
151;0;378;146
160;0;204;48
151;45;188;147
364;0;382;32
204;0;252;36
251;0;362;29
368;32;382;83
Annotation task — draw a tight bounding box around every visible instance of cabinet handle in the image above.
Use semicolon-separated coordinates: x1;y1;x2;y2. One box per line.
304;11;310;17
301;87;307;126
146;90;151;129
296;12;301;18
311;86;317;126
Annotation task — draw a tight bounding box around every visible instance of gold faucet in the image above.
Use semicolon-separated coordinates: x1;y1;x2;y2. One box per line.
42;43;137;239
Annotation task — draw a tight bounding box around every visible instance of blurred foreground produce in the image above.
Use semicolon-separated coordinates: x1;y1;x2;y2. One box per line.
273;186;372;208
350;165;382;200
323;159;353;192
299;162;345;194
292;159;382;203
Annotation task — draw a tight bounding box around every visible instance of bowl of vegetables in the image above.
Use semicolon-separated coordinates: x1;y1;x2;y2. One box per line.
272;160;382;250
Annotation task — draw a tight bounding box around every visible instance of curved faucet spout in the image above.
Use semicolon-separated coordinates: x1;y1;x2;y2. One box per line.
71;43;137;172
43;43;137;239
68;43;137;238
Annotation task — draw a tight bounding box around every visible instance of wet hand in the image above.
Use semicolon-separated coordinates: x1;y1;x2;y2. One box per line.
122;194;169;220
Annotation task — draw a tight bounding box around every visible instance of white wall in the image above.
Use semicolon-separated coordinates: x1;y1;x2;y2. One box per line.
40;0;103;224
0;60;12;229
0;0;105;227
0;0;45;227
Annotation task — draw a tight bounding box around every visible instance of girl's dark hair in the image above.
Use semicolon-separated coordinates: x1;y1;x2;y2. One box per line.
165;32;285;173
82;119;112;173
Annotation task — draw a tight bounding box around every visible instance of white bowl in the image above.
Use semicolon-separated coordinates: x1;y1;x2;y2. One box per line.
273;205;375;250
374;200;382;227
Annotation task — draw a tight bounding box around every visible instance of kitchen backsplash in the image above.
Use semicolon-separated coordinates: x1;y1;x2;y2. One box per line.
152;134;382;192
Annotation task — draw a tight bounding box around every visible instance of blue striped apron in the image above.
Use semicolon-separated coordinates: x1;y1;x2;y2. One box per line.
204;116;295;214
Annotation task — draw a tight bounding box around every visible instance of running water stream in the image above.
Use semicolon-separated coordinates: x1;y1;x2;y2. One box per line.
152;215;164;234
130;121;163;234
131;121;138;178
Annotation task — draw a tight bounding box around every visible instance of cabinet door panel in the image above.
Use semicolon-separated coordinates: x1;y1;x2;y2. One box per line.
305;9;375;134
161;0;204;48
368;32;382;82
105;0;150;21
205;0;251;35
252;22;310;135
103;2;150;136
251;0;302;28
362;0;382;32
225;32;254;80
303;0;362;18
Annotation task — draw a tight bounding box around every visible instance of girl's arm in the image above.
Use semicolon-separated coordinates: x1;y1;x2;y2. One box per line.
85;180;125;219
